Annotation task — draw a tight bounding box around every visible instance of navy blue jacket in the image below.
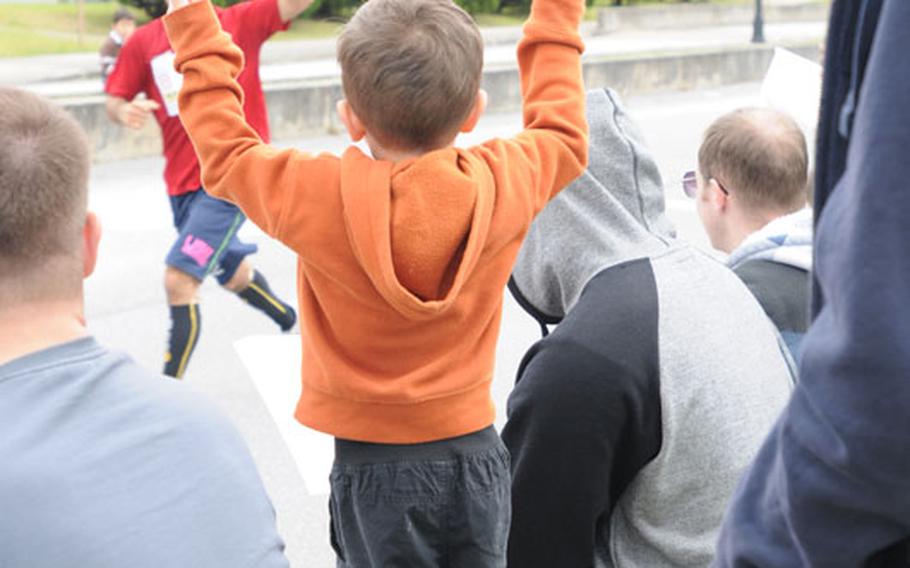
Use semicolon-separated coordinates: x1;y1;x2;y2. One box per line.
715;0;910;565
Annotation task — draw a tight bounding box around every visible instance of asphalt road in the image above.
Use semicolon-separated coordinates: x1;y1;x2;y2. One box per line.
83;82;762;567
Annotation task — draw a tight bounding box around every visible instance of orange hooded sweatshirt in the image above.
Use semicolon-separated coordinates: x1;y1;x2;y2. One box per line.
163;0;588;443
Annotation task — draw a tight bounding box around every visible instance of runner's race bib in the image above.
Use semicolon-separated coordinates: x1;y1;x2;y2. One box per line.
151;50;184;117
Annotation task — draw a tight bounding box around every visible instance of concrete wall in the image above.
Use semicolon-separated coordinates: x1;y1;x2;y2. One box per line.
67;42;819;163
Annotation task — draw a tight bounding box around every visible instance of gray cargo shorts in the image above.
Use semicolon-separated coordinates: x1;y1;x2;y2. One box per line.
328;426;511;568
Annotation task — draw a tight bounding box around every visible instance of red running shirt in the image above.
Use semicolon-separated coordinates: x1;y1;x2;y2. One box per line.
106;0;288;196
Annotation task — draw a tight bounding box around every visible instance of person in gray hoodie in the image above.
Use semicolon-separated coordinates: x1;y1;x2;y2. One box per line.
502;88;795;568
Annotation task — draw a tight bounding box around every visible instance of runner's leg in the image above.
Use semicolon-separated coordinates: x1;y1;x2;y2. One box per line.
161;189;239;378
163;266;202;379
222;258;297;332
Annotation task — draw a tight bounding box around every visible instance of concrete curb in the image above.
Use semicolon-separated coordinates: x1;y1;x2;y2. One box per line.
67;41;820;163
595;2;829;34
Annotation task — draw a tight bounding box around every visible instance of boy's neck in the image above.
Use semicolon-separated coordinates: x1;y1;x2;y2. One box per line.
366;135;455;163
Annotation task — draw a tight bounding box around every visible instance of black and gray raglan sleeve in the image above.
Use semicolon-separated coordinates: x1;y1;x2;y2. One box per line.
502;261;663;568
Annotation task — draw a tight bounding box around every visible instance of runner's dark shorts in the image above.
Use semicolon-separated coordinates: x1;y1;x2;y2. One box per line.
165;188;257;285
329;426;511;568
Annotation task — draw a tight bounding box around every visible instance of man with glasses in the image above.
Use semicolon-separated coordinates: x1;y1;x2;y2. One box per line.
684;107;811;359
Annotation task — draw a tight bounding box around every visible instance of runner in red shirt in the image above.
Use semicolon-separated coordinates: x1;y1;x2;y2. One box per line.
105;0;312;379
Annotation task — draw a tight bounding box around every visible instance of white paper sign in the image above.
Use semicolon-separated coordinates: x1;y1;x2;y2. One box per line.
761;47;823;137
150;50;184;117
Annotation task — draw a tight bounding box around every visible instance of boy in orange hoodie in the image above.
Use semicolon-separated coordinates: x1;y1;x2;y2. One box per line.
163;0;587;563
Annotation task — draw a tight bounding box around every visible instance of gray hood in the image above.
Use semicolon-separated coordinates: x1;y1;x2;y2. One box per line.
510;88;676;323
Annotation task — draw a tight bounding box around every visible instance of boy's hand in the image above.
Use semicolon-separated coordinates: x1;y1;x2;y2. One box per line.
167;0;204;15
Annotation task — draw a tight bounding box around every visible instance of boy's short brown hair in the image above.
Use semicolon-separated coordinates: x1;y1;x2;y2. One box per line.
0;87;90;270
698;108;808;212
337;0;484;151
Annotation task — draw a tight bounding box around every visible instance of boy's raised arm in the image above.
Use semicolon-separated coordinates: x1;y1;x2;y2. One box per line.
163;0;337;251
473;0;588;219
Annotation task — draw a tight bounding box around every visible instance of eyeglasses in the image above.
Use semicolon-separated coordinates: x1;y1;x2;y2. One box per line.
682;170;730;198
682;170;697;198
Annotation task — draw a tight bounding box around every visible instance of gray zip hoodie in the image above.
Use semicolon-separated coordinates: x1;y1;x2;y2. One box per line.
503;89;794;568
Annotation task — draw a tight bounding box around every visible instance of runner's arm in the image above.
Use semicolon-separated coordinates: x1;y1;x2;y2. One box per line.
105;96;129;124
221;0;295;48
277;0;313;22
104;30;161;130
162;0;336;252
105;96;160;130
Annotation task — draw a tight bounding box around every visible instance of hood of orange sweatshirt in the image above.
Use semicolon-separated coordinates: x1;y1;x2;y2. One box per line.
339;145;496;321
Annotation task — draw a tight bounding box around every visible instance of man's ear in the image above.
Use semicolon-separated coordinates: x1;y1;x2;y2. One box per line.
82;211;102;279
459;89;488;134
336;99;366;142
708;179;730;213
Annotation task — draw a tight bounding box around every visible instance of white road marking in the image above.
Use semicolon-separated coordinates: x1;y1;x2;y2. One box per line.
235;335;334;496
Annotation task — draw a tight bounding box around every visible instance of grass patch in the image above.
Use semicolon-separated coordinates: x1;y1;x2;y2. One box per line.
0;2;150;57
0;27;106;57
0;3;149;36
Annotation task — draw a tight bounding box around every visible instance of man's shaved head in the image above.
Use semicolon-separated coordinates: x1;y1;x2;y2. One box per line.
0;87;90;296
699;107;808;213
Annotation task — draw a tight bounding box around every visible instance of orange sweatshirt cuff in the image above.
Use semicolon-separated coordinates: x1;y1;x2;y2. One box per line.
522;0;586;52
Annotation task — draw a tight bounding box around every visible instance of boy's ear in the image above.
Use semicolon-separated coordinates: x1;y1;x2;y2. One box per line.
459;89;488;134
337;100;366;142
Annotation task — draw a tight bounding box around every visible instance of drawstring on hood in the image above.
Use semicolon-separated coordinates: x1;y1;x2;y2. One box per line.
510;88;675;327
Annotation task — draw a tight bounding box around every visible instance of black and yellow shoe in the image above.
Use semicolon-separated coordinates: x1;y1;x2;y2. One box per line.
238;270;298;332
